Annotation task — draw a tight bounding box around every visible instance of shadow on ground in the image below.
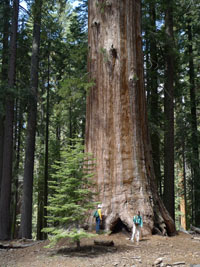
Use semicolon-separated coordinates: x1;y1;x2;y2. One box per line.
56;245;118;258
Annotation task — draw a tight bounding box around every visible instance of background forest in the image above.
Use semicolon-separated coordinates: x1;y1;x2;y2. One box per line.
0;0;200;241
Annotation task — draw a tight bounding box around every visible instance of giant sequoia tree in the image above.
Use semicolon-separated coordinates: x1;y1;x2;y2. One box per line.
86;0;176;235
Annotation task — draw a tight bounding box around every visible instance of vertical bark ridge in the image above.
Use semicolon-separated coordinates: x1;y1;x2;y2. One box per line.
86;0;175;235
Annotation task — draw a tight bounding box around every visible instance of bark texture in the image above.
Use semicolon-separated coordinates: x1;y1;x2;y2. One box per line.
0;0;10;196
148;4;162;195
187;22;200;226
0;0;19;240
20;0;42;239
86;0;176;235
163;0;175;221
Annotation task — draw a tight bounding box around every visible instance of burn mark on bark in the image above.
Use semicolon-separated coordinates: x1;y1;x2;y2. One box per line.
99;45;117;75
91;19;101;50
109;44;117;59
91;19;100;28
91;19;101;38
108;45;117;75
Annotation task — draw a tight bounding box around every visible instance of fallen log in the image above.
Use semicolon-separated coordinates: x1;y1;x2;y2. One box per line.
190;225;200;234
0;241;42;249
94;240;114;246
172;262;185;266
192;237;200;241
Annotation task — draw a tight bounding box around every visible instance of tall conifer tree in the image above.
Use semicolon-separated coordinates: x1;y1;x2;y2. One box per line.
0;0;19;240
86;0;175;235
163;0;175;221
20;0;43;239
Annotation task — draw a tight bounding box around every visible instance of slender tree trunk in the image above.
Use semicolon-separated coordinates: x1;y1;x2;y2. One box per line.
0;0;10;194
12;99;23;238
1;0;10;82
69;105;72;140
0;0;19;240
183;152;187;229
163;0;175;221
180;139;187;230
44;52;50;237
148;3;162;195
21;0;42;239
179;188;186;229
187;23;200;227
0;120;4;194
37;171;44;240
86;0;175;235
37;82;45;240
190;160;194;224
37;50;50;240
55;115;61;162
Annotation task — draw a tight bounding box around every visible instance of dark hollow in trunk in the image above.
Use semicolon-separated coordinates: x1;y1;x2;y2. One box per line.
110;218;131;234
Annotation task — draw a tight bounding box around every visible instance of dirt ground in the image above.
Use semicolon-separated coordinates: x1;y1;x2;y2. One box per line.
0;231;200;267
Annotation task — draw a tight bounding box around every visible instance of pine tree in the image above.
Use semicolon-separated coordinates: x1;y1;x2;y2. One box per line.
43;139;96;249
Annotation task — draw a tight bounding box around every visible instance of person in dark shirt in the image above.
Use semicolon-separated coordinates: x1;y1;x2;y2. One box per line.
93;204;102;233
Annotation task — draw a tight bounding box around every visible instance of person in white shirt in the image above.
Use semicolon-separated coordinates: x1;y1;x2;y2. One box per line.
131;211;143;243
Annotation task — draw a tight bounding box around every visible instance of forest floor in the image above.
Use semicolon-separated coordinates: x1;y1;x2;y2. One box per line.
0;230;200;267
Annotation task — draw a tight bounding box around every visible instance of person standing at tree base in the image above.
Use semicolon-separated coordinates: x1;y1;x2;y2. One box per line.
93;204;102;234
131;211;143;243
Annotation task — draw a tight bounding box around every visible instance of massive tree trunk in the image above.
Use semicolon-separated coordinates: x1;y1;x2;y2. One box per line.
20;0;42;239
0;0;19;240
86;0;176;235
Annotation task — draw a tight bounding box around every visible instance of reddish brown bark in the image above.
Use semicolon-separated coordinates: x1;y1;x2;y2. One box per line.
86;0;176;235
